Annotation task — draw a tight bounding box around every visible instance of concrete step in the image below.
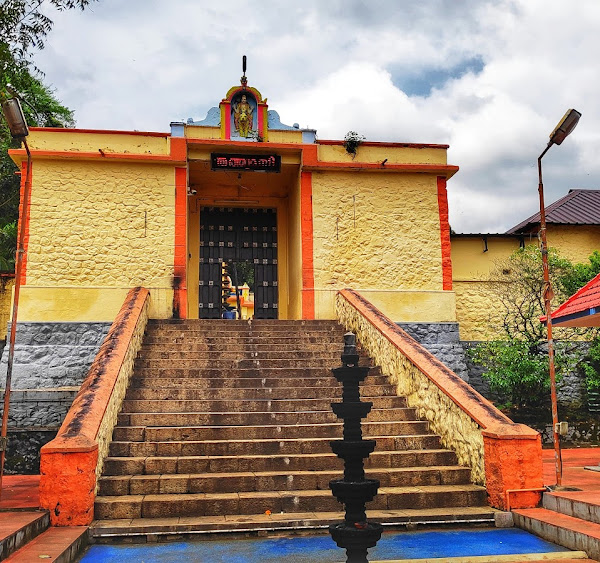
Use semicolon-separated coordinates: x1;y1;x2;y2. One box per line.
117;406;419;427
112;420;430;442
513;507;600;561
94;484;488;520
102;449;458;475
98;465;473;496
3;526;87;563
133;358;362;369
144;326;346;336
0;511;49;560
108;434;442;457
89;506;498;539
120;396;407;413
143;336;350;346
147;319;342;327
129;370;385;384
124;384;397;400
137;349;356;360
543;491;600;525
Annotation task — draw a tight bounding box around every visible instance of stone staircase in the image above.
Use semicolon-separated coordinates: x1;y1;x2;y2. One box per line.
90;319;495;540
514;491;600;560
0;510;86;561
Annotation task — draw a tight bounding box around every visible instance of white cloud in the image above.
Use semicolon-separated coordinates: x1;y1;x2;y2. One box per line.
31;0;600;233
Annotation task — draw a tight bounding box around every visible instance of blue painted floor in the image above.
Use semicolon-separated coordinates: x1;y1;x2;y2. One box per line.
80;528;570;562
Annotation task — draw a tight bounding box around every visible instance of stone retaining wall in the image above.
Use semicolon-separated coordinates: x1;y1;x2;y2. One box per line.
0;322;110;389
397;322;470;381
0;323;110;472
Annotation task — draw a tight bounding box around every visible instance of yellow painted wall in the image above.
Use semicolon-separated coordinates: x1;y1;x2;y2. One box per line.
317;289;456;322
311;171;449;322
287;172;303;319
267;130;304;144
185;126;221;140
16;286;171;322
452;237;524;340
317;144;447;165
0;277;15;339
545;225;600;263
452;229;600;340
24;160;176;319
27;130;170;155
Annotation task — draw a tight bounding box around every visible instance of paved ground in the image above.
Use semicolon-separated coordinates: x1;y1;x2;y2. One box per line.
543;447;600;490
0;474;39;510
79;528;573;562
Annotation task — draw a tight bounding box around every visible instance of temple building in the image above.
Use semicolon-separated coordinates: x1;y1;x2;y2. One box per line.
8;76;457;328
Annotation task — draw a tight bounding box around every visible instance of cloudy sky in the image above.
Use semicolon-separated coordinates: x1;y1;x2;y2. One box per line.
33;0;600;233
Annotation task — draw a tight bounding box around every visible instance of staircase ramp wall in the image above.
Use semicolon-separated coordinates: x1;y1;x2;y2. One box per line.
38;287;150;526
336;289;543;511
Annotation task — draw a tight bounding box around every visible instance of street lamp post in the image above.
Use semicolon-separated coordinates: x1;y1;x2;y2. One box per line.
0;92;30;498
538;108;581;488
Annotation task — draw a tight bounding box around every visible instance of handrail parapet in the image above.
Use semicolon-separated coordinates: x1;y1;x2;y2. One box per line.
336;288;543;510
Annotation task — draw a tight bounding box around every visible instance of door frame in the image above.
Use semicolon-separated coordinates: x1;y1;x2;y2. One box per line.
187;197;289;319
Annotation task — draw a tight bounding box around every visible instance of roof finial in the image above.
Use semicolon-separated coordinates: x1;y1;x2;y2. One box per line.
241;55;248;87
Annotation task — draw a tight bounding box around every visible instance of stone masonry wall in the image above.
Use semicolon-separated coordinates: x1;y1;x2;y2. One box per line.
0;322;110;389
397;322;470;381
0;322;109;447
0;322;110;472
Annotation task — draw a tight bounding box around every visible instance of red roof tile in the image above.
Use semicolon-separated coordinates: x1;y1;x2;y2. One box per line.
543;271;600;324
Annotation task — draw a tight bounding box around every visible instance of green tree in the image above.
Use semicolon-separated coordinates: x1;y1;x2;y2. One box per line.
1;1;93;265
1;0;95;82
560;250;600;296
468;245;580;410
0;220;17;271
1;71;75;231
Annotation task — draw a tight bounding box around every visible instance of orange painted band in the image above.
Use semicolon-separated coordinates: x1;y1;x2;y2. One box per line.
186;138;307;152
8;148;186;165
437;176;453;290
174;167;188;318
300;171;315;319
302;162;459;177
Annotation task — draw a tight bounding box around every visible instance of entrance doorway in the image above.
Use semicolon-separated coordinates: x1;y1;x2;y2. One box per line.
199;207;278;319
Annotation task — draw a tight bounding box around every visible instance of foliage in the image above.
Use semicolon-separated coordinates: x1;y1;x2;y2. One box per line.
560;250;600;296
1;0;95;81
582;335;600;391
0;220;17;271
343;131;365;158
231;261;254;291
489;244;575;342
468;340;550;409
469;244;585;409
1;71;75;233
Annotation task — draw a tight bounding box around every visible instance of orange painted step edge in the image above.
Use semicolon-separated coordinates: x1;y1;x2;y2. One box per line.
514;507;600;540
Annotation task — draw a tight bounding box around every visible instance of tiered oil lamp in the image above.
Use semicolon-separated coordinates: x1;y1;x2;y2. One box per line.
329;332;382;563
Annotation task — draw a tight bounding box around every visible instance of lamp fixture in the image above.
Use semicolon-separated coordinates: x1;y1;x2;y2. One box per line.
1;97;29;140
548;109;581;146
